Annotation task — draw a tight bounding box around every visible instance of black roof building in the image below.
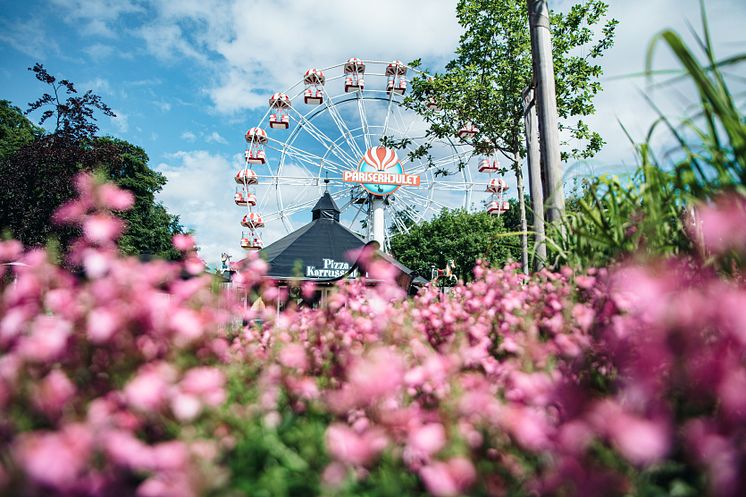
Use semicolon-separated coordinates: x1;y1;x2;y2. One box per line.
257;192;426;291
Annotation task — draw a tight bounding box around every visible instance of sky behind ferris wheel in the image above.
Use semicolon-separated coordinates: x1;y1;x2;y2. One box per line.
0;0;744;265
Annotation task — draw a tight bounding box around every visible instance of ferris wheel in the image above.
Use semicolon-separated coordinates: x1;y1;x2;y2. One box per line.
234;58;506;252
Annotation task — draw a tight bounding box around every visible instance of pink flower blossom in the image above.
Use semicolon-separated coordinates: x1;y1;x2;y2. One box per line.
87;306;121;343
14;424;92;490
279;343;308;372
172;234;195;252
99;183;135;211
35;369;75;416
83;214;124;244
419;457;476;497
125;367;171;412
407;423;447;457
18;315;72;363
326;423;388;466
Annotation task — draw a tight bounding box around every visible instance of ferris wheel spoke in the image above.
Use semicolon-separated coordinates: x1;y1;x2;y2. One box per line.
288;107;358;166
267;137;348;172
399;187;450;212
323;96;365;159
392;193;429;225
419;180;480;191
269;143;348;177
379;91;396;142
346;200;368;232
356;94;372;151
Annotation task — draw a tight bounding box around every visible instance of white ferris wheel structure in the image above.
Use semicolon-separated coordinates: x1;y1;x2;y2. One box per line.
234;58;510;253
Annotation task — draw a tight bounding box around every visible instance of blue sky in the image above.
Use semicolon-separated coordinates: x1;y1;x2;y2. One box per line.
1;0;744;265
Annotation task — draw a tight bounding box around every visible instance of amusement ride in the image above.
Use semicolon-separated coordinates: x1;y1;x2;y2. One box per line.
234;58;510;252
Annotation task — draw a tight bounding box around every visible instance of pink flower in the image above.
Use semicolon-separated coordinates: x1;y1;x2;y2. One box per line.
0;240;22;262
14;424;92;490
419;457;476;497
326;423;387;466
105;430;154;470
83;214;124;244
18;316;72;363
279;343;308;372
35;370;75;416
98;183;134;211
179;367;226;407
172;234;195;252
171;392;202;421
125;367;171;412
692;195;746;254
348;348;404;404
170;308;203;346
407;423;447;457
87;307;121;344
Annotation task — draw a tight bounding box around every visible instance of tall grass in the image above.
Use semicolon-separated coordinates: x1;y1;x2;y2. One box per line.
549;2;746;268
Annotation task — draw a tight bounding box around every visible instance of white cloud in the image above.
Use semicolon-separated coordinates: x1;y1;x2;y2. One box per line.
0;18;59;58
155;150;245;266
111;110;129;133
50;0;144;37
206;131;228;144
84;43;114;60
81;77;111;94
181;131;196;142
571;0;746;176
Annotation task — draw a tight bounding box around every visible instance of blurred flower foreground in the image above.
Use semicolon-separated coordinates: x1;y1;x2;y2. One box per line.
1;175;745;497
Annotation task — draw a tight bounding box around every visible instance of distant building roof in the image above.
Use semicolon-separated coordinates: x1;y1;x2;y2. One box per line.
255;193;424;292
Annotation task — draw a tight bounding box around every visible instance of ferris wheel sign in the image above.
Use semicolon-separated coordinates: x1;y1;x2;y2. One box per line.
342;146;420;196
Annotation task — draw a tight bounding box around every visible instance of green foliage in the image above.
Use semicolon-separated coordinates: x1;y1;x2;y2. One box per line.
0;100;42;161
549;3;746;268
389;208;520;281
407;0;617;163
0;66;183;259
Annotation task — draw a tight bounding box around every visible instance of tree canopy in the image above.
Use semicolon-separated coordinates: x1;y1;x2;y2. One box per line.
389;209;520;281
408;0;617;162
0;65;184;259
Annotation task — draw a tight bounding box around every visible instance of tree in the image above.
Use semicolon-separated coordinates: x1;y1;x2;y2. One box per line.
0;65;184;259
407;0;617;271
389;208;520;282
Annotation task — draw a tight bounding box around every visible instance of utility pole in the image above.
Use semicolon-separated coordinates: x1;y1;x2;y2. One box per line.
522;87;547;269
527;0;565;222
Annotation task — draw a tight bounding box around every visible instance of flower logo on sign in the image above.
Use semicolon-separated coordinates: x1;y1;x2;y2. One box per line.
342;147;420;195
359;147;404;195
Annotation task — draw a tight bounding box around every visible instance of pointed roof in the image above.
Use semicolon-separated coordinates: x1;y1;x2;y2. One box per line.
311;191;340;221
256;193;422;290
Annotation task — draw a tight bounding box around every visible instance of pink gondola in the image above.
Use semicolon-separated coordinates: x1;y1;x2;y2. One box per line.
386;79;407;95
486;178;509;193
344;76;365;93
234;192;257;206
303;68;326;85
244;127;268;144
241;213;265;229
269;114;290;129
457;122;478;139
304;88;324;105
244;150;266;165
385;60;407;77
487;200;510;215
478;159;500;173
234;169;258;184
343;57;366;74
268;92;291;109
